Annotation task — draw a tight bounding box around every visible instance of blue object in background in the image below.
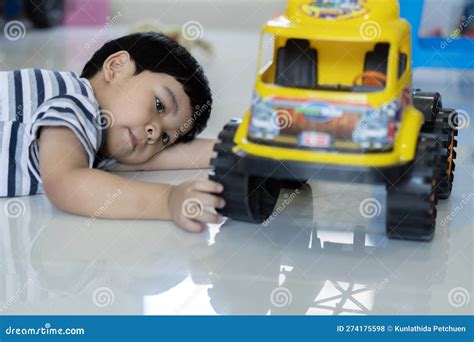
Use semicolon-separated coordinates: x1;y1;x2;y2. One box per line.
4;0;23;19
399;0;474;70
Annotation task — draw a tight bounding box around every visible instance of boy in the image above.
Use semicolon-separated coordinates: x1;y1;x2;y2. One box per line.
0;32;225;232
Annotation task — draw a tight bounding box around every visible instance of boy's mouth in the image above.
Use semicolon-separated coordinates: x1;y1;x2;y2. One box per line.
128;129;139;151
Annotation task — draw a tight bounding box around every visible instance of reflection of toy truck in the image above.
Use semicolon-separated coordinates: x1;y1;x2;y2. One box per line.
210;0;460;241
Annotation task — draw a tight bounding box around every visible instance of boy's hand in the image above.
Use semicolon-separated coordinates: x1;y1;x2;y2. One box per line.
168;174;225;232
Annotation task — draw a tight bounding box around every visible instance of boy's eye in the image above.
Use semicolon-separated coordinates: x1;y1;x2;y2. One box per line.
161;132;170;145
155;98;165;113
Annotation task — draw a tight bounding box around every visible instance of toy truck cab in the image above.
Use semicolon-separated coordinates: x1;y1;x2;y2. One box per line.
210;0;459;241
242;0;419;167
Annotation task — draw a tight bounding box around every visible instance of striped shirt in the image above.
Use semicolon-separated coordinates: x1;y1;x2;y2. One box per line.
0;69;117;198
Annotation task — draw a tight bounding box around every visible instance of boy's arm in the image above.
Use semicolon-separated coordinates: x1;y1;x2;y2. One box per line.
39;126;225;232
39;126;173;220
112;138;218;172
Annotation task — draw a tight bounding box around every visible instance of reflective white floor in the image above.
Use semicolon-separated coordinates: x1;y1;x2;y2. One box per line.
0;27;473;315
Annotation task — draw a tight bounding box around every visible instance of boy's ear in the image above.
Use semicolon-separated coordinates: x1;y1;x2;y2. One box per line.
103;51;131;82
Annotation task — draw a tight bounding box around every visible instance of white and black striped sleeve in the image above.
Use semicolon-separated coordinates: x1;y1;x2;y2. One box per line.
27;94;104;185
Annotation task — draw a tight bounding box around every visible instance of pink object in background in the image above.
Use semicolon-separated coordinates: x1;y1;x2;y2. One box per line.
63;0;110;26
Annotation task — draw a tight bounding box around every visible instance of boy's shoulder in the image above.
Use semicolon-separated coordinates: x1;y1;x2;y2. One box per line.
2;68;95;100
21;69;103;136
1;68;99;124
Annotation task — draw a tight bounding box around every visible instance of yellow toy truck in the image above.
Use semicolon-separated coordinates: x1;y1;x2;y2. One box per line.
210;0;458;241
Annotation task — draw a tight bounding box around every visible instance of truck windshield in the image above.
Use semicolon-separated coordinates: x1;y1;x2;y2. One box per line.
260;38;392;93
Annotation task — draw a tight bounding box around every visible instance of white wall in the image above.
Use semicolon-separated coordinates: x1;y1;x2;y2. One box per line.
419;0;468;37
110;0;286;30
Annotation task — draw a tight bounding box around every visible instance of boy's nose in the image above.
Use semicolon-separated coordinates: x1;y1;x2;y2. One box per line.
145;123;160;142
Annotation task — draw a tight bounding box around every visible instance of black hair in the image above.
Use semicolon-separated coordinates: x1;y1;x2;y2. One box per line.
81;32;212;143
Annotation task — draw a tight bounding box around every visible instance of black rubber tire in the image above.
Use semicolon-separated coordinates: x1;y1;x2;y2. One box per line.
281;179;308;189
386;134;440;241
25;0;64;29
209;120;282;223
413;90;442;123
416;90;458;200
421;109;458;199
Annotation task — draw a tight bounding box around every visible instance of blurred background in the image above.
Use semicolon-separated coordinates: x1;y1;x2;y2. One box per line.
0;0;287;29
1;0;472;72
1;0;472;32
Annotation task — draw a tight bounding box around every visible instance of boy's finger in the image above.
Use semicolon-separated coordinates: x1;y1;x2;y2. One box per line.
194;193;225;209
193;179;223;193
180;218;205;233
194;211;223;224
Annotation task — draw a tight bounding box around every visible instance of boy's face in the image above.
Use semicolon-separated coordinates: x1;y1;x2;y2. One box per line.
91;51;193;165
